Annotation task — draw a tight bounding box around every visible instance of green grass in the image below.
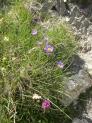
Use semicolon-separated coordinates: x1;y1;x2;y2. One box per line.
0;0;77;123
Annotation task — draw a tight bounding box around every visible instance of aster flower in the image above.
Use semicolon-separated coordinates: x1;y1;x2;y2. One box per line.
32;29;38;35
44;44;54;54
57;61;64;69
32;93;41;100
42;100;51;110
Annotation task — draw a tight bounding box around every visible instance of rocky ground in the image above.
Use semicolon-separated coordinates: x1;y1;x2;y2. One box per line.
68;3;92;75
65;2;92;123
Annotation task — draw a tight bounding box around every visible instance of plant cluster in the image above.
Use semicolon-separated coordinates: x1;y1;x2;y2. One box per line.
0;0;77;123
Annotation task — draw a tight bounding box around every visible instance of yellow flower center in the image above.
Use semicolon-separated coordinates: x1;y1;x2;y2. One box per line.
47;48;53;52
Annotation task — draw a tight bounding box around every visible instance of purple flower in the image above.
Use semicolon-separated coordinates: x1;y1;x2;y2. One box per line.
44;44;54;54
57;61;64;69
32;29;38;35
42;100;51;110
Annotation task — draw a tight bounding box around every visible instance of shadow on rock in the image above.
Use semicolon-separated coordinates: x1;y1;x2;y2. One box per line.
70;55;85;75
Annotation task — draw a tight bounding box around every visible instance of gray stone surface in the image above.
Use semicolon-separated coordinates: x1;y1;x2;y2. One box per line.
72;118;88;123
56;0;66;15
87;25;92;35
67;4;92;76
27;0;67;16
83;99;92;121
62;69;92;106
64;2;92;122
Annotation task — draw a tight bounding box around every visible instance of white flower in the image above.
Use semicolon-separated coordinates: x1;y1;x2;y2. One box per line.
12;57;16;61
4;36;9;41
0;18;3;24
3;57;7;61
1;67;6;71
32;94;41;100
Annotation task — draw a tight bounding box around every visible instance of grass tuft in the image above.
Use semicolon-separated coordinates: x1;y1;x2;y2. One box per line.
0;0;77;123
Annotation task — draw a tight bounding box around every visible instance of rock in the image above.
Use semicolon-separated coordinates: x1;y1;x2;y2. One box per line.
70;0;92;7
41;0;56;12
72;118;88;123
87;35;92;42
81;42;91;53
27;1;42;12
80;15;86;22
79;19;90;34
81;19;90;29
67;3;92;76
83;99;92;121
69;6;77;23
72;19;81;29
62;69;92;106
87;25;92;35
26;0;68;16
57;3;92;108
56;0;66;15
80;18;89;34
79;51;92;75
71;6;82;17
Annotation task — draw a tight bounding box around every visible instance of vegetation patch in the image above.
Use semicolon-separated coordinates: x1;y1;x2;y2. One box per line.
0;0;77;123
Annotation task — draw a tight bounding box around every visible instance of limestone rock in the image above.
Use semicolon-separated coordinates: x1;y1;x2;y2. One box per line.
67;3;92;76
56;0;66;15
83;99;92;121
72;118;88;123
87;25;92;35
62;69;92;106
79;51;92;75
